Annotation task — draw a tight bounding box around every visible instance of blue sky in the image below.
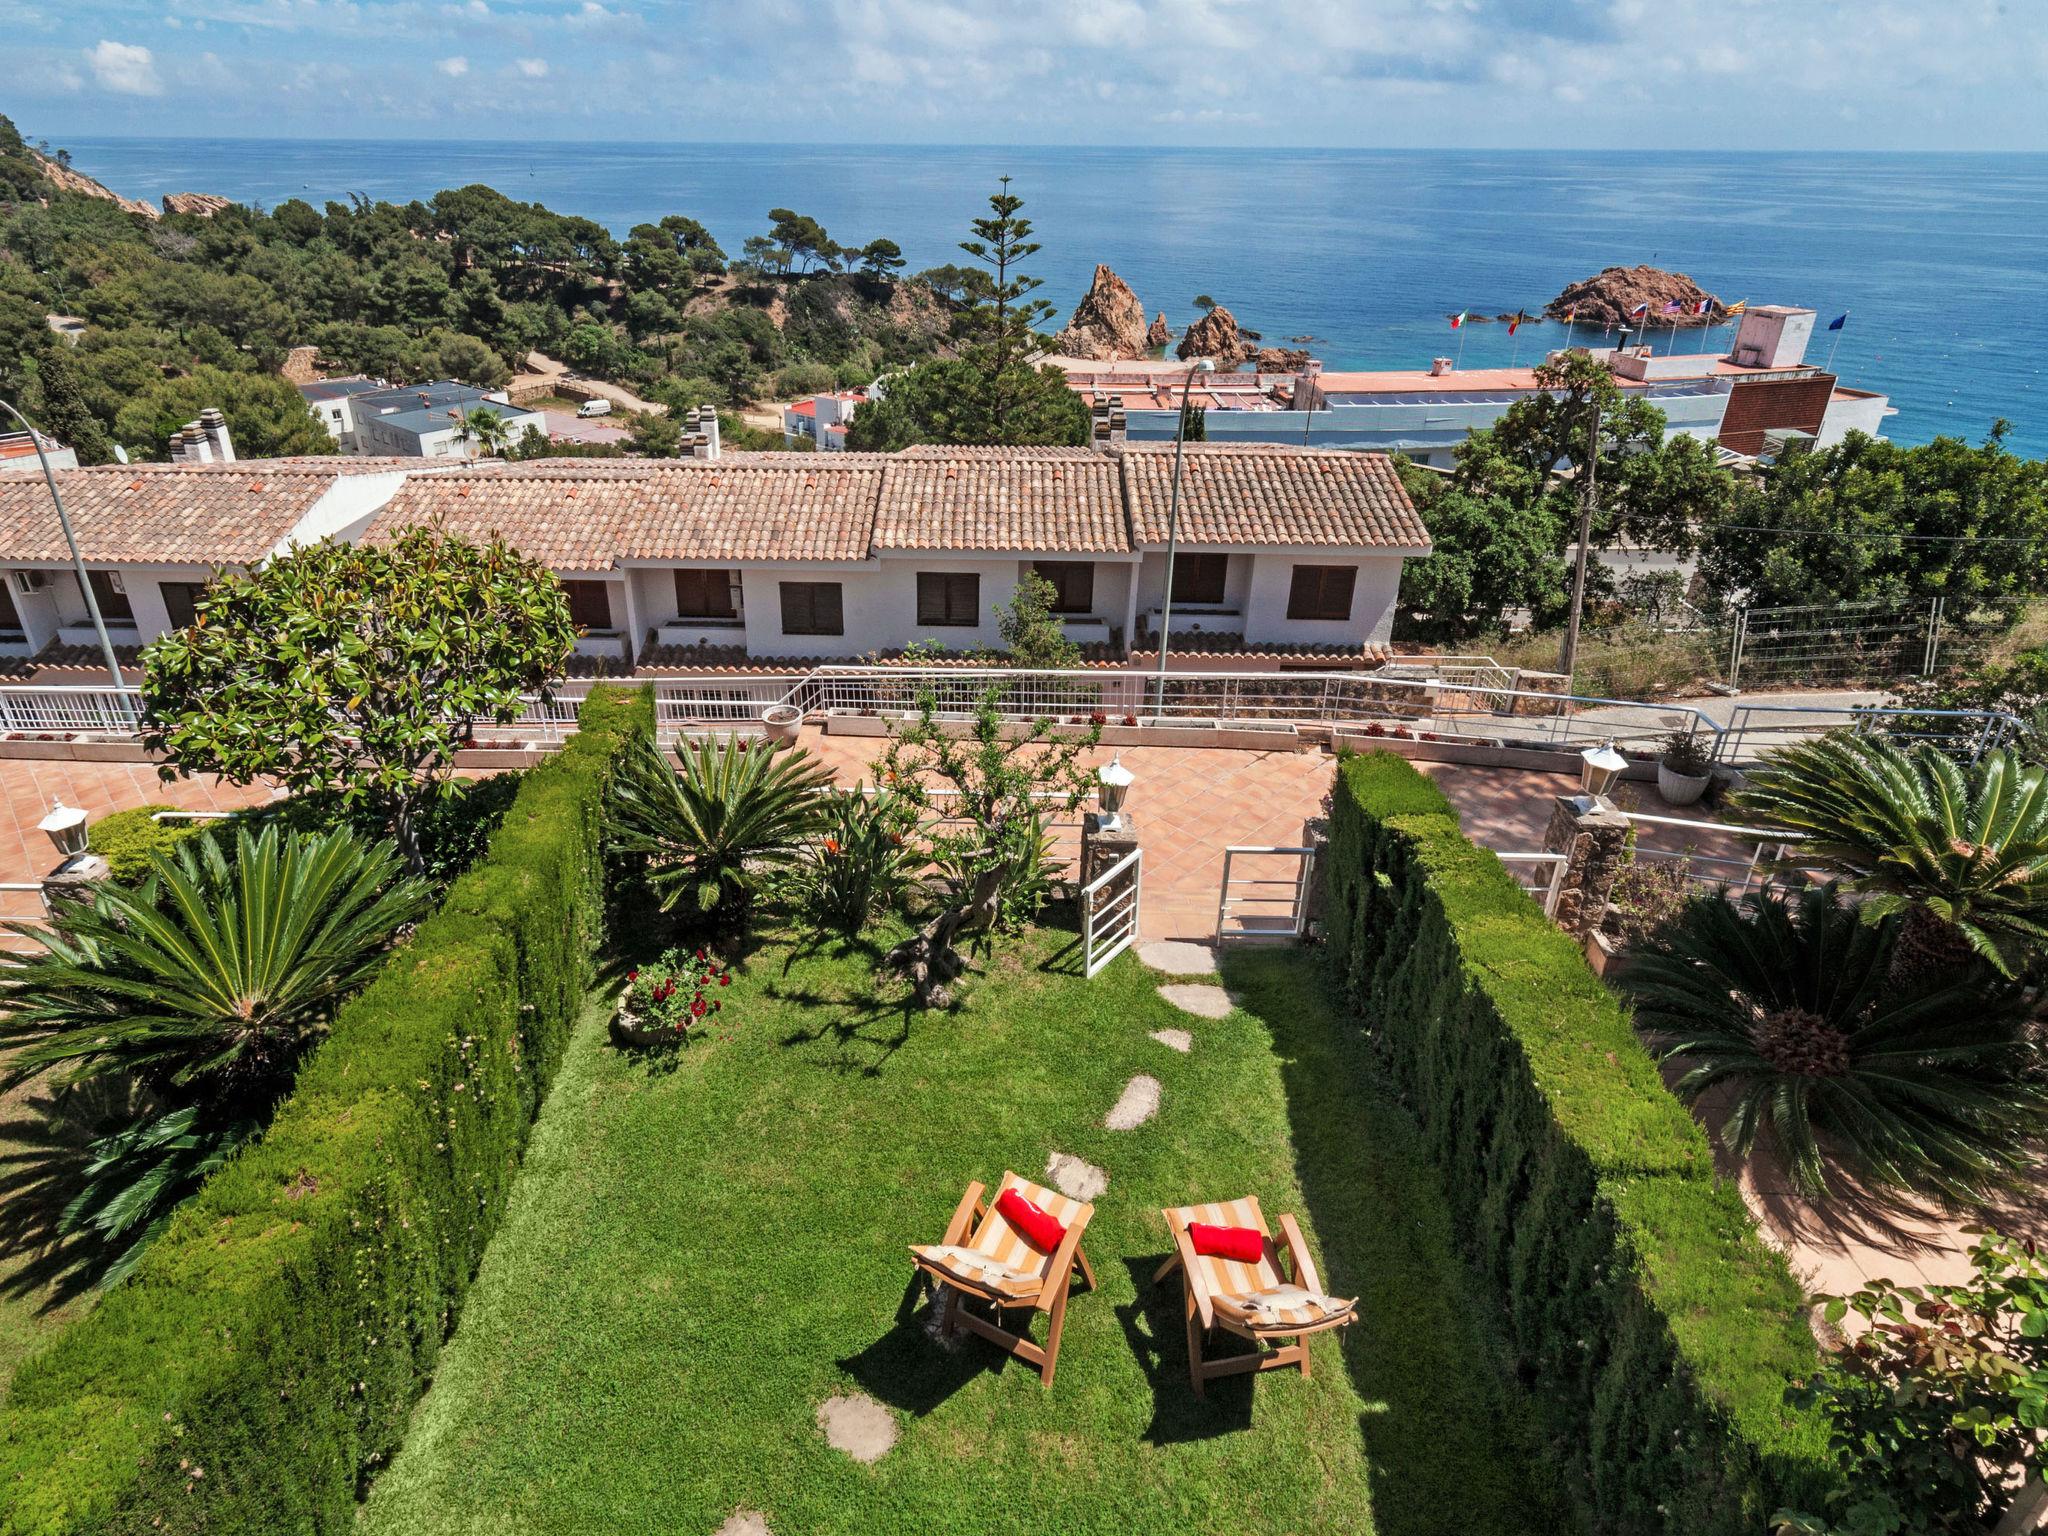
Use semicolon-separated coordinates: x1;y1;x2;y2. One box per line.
6;0;2046;149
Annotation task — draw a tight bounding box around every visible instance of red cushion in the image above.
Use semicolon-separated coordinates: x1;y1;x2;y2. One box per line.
996;1187;1067;1252
1189;1222;1266;1264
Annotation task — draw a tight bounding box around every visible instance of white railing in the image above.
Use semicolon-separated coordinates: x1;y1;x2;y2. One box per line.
0;670;2016;767
1215;844;1316;943
1081;845;1142;977
1496;852;1569;916
1617;810;1819;899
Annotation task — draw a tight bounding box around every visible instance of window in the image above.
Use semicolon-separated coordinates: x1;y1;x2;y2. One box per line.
160;581;210;630
562;579;614;631
87;570;134;623
0;583;18;635
916;571;980;628
1286;564;1357;622
780;581;844;637
1031;561;1094;614
674;568;738;620
1170;553;1229;605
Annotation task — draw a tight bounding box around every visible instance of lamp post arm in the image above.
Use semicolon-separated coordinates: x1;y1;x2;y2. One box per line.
0;399;126;689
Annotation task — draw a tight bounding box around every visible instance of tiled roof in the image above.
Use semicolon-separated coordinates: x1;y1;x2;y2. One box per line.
1115;444;1430;551
875;447;1128;554
0;463;343;564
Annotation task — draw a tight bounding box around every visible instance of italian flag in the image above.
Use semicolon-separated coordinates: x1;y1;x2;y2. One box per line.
1449;310;1467;329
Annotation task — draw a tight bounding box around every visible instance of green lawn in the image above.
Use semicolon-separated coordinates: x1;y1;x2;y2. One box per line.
0;1075;100;1398
360;923;1559;1536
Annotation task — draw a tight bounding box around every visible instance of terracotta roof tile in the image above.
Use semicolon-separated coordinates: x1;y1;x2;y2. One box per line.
0;463;344;564
1114;444;1430;551
876;447;1127;553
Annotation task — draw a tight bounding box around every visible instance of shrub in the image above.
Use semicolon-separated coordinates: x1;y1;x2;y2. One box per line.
1323;751;1830;1534
0;685;652;1533
85;804;204;884
617;947;733;1043
774;789;918;937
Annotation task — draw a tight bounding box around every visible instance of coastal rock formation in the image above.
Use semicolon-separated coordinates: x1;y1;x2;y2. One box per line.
163;192;234;218
1254;346;1313;372
1176;305;1254;366
30;152;158;220
1146;312;1171;348
1055;264;1151;360
1546;265;1722;328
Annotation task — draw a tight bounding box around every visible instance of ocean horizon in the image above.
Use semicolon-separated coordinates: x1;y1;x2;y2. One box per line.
57;138;2048;457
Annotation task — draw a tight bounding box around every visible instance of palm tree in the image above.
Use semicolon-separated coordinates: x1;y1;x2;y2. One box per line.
1620;884;2045;1201
0;823;429;1106
451;405;512;459
608;735;832;929
1733;733;2048;979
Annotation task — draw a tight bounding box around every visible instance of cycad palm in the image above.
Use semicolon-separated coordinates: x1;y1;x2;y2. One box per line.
1621;884;2045;1201
1733;733;2048;978
609;735;831;927
0;823;429;1107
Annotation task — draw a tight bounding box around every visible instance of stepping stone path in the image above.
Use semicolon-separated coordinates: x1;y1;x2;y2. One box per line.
1045;1151;1109;1202
817;1393;896;1464
1136;940;1217;975
1105;1074;1162;1131
1157;984;1234;1019
1149;1027;1192;1053
713;1513;772;1536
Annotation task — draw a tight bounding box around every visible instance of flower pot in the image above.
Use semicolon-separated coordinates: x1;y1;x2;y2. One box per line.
609;1006;690;1048
1656;761;1711;806
760;703;802;744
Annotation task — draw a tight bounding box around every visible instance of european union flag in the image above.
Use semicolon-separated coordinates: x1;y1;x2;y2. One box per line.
1827;312;1848;331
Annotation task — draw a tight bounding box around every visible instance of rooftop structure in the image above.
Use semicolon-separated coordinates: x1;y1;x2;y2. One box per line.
298;378;548;458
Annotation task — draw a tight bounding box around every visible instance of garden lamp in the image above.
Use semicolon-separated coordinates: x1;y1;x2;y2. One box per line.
1096;754;1134;831
1579;741;1628;806
38;802;89;859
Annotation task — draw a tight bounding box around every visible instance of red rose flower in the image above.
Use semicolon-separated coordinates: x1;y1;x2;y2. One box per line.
691;997;707;1017
719;974;730;986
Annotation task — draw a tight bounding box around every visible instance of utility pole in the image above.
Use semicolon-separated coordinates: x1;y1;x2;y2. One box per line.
1558;397;1600;683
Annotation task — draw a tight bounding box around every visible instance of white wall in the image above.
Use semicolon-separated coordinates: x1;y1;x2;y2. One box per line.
1243;553;1405;646
737;557;1022;658
1816;391;1891;447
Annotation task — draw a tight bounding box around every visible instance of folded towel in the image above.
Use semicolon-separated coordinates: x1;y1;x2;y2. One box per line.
915;1244;1039;1293
1233;1283;1352;1327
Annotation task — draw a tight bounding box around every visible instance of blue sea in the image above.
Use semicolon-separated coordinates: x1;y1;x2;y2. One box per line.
59;140;2048;457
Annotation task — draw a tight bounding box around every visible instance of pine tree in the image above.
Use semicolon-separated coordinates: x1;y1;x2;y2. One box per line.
29;346;112;465
957;177;1058;437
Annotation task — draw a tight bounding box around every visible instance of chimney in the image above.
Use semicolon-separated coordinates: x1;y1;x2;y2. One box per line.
170;420;212;464
695;406;720;460
1293;358;1323;412
1090;399;1111;445
199;407;235;463
1429;357;1454;377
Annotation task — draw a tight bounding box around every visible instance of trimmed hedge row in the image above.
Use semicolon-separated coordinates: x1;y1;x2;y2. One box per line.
0;685;652;1535
1324;751;1829;1535
86;805;205;884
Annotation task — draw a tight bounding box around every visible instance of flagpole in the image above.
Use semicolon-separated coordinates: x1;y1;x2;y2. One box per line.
1453;316;1467;371
1509;315;1523;370
1563;311;1577;351
1825;314;1848;371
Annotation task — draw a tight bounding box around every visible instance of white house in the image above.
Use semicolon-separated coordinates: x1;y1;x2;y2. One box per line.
298;379;546;458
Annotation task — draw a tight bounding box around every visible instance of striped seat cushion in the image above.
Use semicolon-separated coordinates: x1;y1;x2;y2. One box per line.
911;1243;1041;1299
1167;1197;1284;1299
914;1174;1088;1300
1214;1283;1355;1331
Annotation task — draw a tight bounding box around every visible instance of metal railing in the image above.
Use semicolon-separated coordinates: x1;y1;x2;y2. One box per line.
1617;810;1818;899
1496;852;1569;916
1081;846;1142;977
1215;845;1316;943
0;686;143;736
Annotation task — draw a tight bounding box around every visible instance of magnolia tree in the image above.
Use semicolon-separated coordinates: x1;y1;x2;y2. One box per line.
141;529;577;871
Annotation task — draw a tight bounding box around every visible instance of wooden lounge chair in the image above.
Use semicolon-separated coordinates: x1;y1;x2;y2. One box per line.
1154;1196;1355;1398
909;1172;1096;1388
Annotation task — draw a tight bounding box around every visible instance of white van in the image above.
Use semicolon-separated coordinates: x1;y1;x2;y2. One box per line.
576;398;613;419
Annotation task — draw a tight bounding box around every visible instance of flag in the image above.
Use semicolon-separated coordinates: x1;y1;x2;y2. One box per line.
1627;302;1650;318
1449;310;1467;329
1724;299;1748;316
1563;304;1577;321
1507;311;1524;335
1693;298;1712;315
1661;300;1682;315
1827;312;1848;331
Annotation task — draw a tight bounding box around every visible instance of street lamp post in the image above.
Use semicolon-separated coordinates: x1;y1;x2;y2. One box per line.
1150;357;1215;719
0;399;126;688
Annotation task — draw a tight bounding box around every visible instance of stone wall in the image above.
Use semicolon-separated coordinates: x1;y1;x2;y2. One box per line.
1542;794;1631;941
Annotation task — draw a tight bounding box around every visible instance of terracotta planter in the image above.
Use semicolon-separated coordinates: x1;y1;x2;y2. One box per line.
1656;761;1711;806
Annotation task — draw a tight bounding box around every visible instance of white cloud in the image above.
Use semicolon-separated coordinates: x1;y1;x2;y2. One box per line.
87;39;162;95
437;53;469;75
515;56;548;76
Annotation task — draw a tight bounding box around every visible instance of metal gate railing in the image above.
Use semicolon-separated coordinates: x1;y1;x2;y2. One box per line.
1215;845;1316;943
1495;852;1569;916
1081;846;1142;978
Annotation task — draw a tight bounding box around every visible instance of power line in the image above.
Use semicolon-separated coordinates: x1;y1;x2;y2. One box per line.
1704;523;2048;546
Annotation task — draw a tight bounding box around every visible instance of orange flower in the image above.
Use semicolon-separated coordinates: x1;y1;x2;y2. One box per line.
823;837;841;856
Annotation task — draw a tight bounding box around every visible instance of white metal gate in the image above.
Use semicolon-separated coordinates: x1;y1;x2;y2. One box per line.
1081;846;1142;978
1215;845;1316;943
1496;852;1569;916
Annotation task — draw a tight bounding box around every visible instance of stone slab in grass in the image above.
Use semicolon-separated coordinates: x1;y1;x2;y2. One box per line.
1045;1151;1109;1202
713;1513;772;1536
817;1392;896;1464
1158;984;1234;1019
1136;939;1216;975
1105;1074;1162;1131
1149;1027;1193;1053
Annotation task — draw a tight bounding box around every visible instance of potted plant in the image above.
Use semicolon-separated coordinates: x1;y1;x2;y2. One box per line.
610;947;733;1048
760;702;803;744
1656;728;1713;806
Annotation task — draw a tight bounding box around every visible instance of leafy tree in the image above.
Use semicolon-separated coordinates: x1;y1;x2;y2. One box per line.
843;357;1087;451
858;238;906;277
26;345;113;465
113;366;334;460
452;405;513;457
705;339;761;407
996;570;1080;667
1734;735;2048;979
625;215;726;291
773;361;839;399
139;530;576;871
608;735;832;932
1395;460;1566;641
268;197;324;244
914;264;979;302
1621;883;2046;1201
766;208;834;273
432;330;510;388
626;409;682;456
1193;294;1216;311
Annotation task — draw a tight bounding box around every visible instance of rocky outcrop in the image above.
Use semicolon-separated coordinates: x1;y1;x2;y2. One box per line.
1055;264;1150;360
30;152;158;220
1546;265;1722;328
1145;312;1171;349
163;192;234;218
1175;305;1254;366
1254;346;1312;372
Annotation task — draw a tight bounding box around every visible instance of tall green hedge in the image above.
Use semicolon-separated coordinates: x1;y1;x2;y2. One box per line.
0;685;651;1535
1324;751;1830;1535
